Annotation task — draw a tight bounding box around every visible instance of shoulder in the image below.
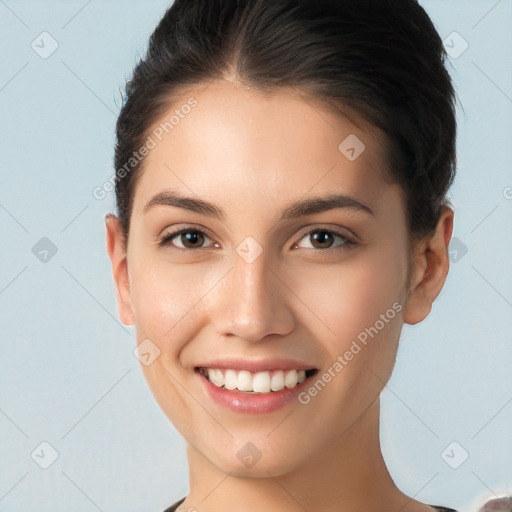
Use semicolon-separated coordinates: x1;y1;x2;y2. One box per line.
429;496;512;512
163;498;512;512
162;497;185;512
477;497;512;512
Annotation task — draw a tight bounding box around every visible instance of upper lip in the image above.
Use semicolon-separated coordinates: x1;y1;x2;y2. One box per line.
195;358;317;373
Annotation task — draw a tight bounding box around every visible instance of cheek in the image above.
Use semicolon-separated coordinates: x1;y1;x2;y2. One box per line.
330;244;406;384
128;252;229;346
293;251;406;414
127;255;215;430
288;244;406;350
129;256;193;339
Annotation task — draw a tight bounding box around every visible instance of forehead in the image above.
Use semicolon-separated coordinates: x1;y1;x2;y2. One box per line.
134;80;397;218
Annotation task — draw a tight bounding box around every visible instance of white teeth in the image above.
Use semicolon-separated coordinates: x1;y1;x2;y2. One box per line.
202;368;308;393
237;370;253;392
224;369;237;390
253;371;271;393
285;369;298;388
271;370;284;391
207;369;223;387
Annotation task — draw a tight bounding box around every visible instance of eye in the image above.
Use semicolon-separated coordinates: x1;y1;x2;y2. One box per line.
158;228;218;250
158;226;355;251
292;228;355;250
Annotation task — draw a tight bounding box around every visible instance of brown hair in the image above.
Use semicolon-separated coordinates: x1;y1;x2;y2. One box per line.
114;0;457;245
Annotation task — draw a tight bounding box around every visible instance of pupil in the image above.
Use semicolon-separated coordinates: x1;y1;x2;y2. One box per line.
183;232;203;248
312;231;332;248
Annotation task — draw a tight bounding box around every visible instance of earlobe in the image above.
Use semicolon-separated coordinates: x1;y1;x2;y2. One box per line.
402;206;454;325
105;214;134;325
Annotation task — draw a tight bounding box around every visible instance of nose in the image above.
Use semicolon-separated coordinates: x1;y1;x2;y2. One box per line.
209;248;295;343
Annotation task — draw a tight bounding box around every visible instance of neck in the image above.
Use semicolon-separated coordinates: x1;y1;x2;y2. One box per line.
177;399;426;512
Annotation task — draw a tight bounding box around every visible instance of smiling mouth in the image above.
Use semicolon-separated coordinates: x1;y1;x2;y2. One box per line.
196;367;318;394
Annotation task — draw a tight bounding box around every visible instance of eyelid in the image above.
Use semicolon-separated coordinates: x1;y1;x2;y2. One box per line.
158;222;213;238
293;224;357;245
158;223;359;250
157;224;217;249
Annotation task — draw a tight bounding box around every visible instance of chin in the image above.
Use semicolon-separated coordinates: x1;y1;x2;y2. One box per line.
205;442;306;478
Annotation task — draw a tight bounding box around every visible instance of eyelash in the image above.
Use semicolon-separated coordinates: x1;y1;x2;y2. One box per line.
157;226;357;252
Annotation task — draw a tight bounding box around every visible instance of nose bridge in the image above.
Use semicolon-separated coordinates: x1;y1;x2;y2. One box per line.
210;243;295;342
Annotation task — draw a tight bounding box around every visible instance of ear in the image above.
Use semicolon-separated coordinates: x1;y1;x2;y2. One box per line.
402;206;454;325
105;214;134;325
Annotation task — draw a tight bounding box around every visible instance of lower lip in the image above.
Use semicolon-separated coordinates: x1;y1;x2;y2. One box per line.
196;370;313;414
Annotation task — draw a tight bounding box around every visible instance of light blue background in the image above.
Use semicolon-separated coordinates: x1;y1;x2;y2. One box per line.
0;1;511;511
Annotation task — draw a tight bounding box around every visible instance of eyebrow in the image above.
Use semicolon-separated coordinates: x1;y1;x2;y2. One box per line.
143;189;375;220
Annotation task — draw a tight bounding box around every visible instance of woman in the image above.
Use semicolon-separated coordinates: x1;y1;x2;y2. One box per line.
106;1;463;510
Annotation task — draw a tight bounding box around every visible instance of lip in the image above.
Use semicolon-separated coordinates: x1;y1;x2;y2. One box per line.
195;357;315;373
194;358;318;414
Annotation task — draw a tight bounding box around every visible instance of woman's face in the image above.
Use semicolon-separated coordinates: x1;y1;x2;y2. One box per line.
110;81;416;476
